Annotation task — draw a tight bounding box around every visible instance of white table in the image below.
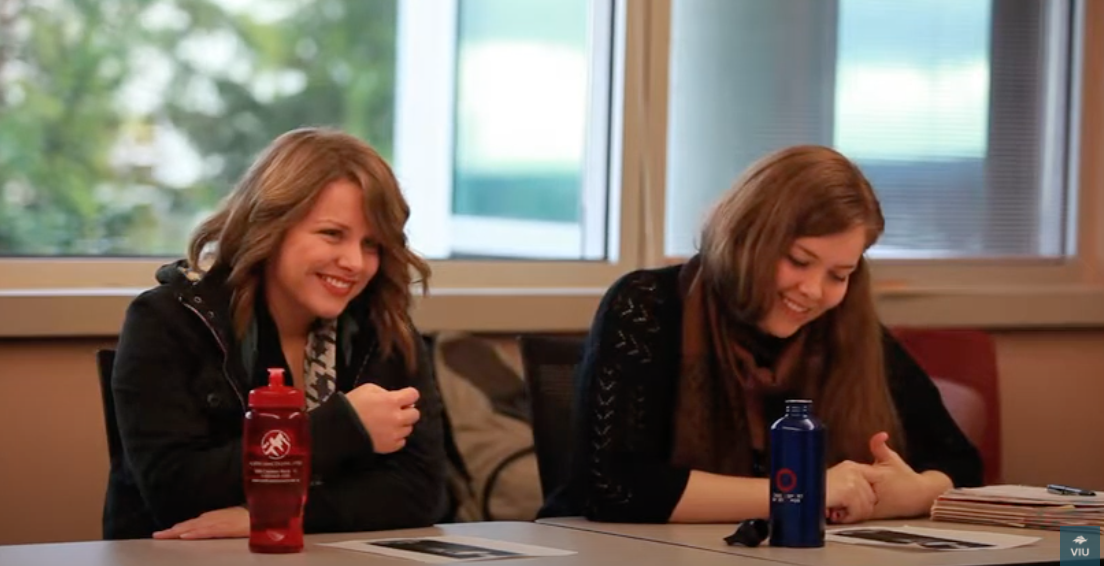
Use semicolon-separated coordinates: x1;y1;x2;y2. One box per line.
0;521;781;566
537;517;1062;566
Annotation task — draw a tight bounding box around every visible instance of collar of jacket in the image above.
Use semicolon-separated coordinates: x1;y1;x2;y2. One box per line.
163;259;380;388
169;260;237;354
153;259;249;409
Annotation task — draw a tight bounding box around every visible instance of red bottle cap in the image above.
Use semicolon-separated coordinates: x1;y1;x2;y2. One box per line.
248;368;305;409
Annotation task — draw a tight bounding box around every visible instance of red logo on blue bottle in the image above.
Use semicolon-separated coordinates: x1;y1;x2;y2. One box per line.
775;468;798;493
261;430;292;460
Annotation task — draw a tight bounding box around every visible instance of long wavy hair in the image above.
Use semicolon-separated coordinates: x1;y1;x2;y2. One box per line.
698;144;902;463
187;127;430;373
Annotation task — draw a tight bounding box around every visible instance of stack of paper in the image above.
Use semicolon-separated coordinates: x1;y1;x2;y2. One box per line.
931;485;1104;533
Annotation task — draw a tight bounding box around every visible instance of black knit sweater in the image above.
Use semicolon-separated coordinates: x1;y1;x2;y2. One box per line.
539;264;983;522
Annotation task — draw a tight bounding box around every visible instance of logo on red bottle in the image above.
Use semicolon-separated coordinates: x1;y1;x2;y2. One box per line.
261;430;292;460
775;468;798;493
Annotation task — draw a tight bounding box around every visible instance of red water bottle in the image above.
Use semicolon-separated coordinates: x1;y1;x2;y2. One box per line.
243;368;310;553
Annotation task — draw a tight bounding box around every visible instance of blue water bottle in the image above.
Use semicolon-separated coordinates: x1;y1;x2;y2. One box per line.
769;399;826;548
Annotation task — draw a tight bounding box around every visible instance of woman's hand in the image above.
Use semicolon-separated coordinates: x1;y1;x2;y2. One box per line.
345;383;421;453
867;432;953;519
152;507;249;540
825;460;879;524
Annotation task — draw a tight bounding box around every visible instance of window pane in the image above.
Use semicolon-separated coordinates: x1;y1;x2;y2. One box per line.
1;0;611;262
449;0;605;260
664;0;1071;259
0;0;398;256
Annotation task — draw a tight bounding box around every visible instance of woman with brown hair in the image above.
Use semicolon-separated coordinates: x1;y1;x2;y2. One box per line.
106;127;447;539
541;145;982;524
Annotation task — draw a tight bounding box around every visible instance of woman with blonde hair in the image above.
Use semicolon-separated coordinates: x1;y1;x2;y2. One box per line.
106;127;447;539
541;145;982;524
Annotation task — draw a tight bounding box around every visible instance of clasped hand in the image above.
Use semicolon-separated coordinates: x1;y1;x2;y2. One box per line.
825;432;951;524
345;383;421;454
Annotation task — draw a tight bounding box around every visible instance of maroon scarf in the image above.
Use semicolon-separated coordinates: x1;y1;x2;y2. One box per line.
670;256;814;476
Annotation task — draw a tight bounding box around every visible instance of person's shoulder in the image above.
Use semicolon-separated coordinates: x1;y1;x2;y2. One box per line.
366;319;435;384
126;262;186;311
123;260;221;328
594;264;684;329
604;263;682;303
877;326;912;367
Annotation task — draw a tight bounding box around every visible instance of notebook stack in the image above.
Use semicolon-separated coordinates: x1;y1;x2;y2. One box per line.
931;485;1104;533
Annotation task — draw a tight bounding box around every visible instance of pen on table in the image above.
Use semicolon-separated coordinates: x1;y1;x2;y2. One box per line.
1047;484;1097;496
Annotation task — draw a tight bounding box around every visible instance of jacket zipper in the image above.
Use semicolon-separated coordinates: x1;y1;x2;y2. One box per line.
182;301;246;411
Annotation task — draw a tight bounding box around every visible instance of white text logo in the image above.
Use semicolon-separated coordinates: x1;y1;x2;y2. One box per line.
261;430;292;460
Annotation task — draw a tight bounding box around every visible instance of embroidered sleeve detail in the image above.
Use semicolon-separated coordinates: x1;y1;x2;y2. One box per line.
583;271;670;516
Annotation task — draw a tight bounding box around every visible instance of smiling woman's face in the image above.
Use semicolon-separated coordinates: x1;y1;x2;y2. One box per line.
264;178;380;333
757;225;867;338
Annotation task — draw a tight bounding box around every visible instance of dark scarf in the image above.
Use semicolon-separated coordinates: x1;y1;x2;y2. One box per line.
671;256;815;476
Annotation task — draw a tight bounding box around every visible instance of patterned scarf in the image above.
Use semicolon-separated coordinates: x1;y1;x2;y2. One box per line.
670;256;817;476
181;261;341;411
303;319;339;410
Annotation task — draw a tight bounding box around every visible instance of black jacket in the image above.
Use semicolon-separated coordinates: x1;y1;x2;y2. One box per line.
104;261;448;539
540;264;983;522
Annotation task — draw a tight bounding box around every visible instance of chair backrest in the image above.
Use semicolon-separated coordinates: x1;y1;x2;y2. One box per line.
518;334;586;500
96;349;124;465
891;328;1002;484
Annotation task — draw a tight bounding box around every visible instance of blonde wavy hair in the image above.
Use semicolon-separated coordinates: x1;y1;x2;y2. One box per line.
699;144;902;463
187;127;430;373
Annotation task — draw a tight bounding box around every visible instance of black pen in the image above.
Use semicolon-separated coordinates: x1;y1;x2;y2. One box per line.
1047;484;1097;496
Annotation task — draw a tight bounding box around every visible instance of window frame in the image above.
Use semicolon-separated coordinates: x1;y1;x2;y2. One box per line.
1;0;1103;338
642;0;1104;325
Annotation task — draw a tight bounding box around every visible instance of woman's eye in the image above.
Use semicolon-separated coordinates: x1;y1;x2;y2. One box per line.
788;255;810;268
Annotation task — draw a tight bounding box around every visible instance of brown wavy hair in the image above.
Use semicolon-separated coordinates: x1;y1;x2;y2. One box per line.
187;127;430;373
698;144;902;463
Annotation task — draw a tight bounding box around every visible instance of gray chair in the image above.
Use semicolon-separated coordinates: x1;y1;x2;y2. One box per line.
517;334;585;500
